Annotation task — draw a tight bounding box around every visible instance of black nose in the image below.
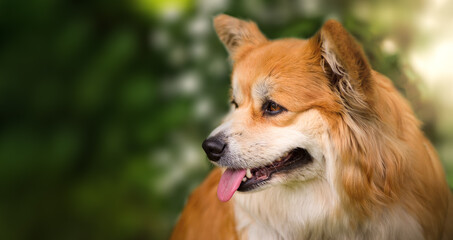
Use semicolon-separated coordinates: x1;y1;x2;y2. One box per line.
202;137;226;162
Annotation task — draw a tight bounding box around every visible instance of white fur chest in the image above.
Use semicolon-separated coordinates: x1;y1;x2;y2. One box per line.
233;180;337;240
232;182;424;240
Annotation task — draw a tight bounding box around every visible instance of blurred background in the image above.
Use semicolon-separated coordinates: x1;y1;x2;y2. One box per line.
1;0;452;239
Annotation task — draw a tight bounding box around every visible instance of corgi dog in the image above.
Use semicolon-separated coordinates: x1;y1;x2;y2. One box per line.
171;15;453;240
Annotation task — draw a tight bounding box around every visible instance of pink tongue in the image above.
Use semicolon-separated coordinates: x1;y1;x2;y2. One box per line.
217;169;246;202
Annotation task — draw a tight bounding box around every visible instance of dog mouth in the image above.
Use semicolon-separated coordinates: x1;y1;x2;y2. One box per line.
238;148;312;191
217;148;312;202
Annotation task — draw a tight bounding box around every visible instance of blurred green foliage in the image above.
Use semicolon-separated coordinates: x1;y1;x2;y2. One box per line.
0;0;451;239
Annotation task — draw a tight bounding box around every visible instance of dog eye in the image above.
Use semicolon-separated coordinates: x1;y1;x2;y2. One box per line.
231;99;239;109
263;100;286;116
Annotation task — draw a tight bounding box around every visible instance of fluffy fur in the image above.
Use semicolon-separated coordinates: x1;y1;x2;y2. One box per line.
171;15;453;240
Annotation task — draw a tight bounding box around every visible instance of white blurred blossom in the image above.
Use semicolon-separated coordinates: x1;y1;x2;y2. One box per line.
194;97;213;119
187;17;210;38
178;71;200;95
198;0;229;14
381;38;398;54
150;28;170;49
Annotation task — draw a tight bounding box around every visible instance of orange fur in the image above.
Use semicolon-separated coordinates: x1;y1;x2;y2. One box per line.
170;169;238;240
172;15;453;240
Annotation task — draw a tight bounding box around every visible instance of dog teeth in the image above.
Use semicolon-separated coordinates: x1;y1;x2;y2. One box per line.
246;168;252;178
242;177;247;182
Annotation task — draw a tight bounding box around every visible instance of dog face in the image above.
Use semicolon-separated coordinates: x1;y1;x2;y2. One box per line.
206;40;333;190
203;15;376;203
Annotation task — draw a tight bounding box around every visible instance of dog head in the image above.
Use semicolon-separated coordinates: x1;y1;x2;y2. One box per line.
203;15;383;204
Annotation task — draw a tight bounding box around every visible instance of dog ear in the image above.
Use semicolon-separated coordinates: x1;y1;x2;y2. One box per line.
312;21;398;215
213;14;268;59
310;20;374;115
